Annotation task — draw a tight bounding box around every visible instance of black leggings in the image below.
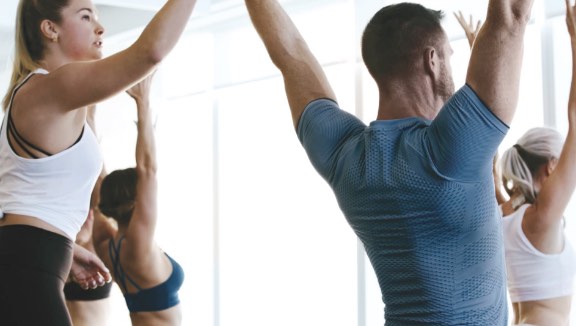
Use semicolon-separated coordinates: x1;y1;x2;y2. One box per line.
0;225;73;326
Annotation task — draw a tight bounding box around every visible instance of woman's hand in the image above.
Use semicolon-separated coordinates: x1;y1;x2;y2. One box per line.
70;243;112;289
126;71;155;104
454;11;482;48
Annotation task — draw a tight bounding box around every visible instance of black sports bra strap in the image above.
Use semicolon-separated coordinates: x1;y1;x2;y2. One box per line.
7;110;54;157
5;72;54;158
109;238;130;292
7;118;40;159
108;237;143;292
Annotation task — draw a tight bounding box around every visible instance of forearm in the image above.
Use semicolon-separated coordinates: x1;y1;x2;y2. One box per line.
245;0;312;70
135;99;157;173
245;0;335;128
569;40;576;127
132;0;197;65
559;39;576;192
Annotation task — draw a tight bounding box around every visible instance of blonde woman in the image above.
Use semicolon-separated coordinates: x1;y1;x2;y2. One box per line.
0;0;197;324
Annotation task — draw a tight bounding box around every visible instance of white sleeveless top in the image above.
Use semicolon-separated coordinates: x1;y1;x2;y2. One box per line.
502;204;576;302
0;69;102;240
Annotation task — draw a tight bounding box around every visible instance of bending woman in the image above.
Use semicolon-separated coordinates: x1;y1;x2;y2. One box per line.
95;73;185;326
499;1;576;325
0;0;196;324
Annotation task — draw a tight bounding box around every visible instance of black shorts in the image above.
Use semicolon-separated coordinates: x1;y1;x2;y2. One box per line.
0;225;73;326
64;279;113;301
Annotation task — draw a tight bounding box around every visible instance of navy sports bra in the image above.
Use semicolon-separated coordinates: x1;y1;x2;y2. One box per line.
109;236;185;312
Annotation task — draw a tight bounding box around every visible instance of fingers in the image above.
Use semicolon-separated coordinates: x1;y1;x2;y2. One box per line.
81;278;98;290
72;275;94;290
73;271;110;290
103;270;113;283
454;11;465;28
454;11;480;34
70;244;112;290
94;258;111;278
95;273;106;287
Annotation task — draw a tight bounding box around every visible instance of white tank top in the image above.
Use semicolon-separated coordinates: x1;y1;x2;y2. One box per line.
0;69;102;240
502;204;576;302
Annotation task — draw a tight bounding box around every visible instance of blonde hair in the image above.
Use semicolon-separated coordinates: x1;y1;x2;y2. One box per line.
2;0;69;111
500;127;563;203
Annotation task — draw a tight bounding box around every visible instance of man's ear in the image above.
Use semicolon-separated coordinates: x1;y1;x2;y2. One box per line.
423;46;437;77
40;19;59;42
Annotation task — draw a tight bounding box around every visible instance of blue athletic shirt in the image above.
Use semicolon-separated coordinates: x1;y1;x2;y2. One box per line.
297;85;509;325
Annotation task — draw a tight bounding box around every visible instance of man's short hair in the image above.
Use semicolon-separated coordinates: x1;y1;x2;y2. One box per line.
361;3;445;81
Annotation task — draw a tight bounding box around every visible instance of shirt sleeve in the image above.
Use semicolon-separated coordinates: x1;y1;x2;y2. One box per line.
425;85;509;181
297;99;366;182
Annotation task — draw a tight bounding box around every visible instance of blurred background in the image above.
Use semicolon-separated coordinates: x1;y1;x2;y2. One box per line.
0;0;574;325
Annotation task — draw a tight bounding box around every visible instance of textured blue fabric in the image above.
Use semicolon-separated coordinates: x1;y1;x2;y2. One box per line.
297;85;509;325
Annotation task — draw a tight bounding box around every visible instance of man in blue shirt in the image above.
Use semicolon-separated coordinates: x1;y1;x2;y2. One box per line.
244;1;534;324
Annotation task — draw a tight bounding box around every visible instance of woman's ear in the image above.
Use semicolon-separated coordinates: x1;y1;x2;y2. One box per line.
546;158;558;176
40;19;59;42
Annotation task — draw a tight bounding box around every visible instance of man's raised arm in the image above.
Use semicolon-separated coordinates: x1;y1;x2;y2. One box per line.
466;0;534;125
245;0;336;129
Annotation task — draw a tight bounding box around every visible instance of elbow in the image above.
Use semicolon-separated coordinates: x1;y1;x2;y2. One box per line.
503;0;534;27
142;48;164;67
487;3;533;33
269;38;310;71
135;41;168;67
137;160;158;176
510;2;533;26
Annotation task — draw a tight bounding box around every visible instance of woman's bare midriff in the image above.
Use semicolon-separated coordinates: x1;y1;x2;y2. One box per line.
129;305;182;326
0;213;69;238
514;296;573;326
